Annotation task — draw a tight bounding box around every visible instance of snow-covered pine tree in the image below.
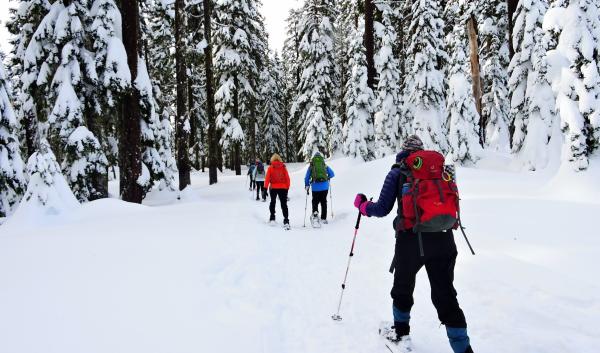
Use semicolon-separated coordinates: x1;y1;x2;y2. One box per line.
213;0;265;173
142;0;176;131
343;19;376;161
186;0;208;171
393;0;414;141
374;4;401;157
508;0;557;171
395;0;412;91
20;138;78;211
90;0;131;185
0;59;26;217
334;0;359;126
260;54;285;158
404;0;449;152
282;8;303;161
91;0;130;109
445;0;483;165
543;0;600;171
328;112;343;156
137;57;177;192
479;0;511;152
291;0;337;159
16;0;60;152
47;0;108;202
245;3;269;162
6;0;51;157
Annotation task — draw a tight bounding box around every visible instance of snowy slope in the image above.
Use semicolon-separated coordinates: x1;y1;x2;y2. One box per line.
0;158;599;353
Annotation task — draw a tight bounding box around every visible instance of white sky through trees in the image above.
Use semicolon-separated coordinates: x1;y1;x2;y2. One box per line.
0;0;300;56
0;2;16;55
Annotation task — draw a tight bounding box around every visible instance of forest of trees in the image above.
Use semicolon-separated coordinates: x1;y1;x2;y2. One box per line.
1;0;600;217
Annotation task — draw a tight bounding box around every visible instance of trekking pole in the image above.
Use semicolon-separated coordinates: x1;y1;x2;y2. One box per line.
330;182;334;219
332;201;369;321
303;187;309;227
458;210;475;255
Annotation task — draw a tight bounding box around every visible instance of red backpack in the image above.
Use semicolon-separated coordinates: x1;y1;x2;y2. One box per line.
400;150;459;233
269;162;287;185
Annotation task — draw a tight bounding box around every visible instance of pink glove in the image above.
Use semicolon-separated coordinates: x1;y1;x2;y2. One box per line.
354;194;367;208
359;201;370;216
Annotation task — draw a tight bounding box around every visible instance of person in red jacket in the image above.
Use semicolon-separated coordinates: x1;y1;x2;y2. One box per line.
264;153;291;229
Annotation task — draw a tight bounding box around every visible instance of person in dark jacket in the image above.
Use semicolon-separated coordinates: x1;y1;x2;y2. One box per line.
247;162;256;191
353;135;473;353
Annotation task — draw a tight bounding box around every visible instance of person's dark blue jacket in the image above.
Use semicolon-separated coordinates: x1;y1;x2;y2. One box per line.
365;151;410;218
304;166;335;192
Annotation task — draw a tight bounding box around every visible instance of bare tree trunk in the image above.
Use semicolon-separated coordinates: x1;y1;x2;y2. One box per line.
120;0;143;203
233;77;241;176
363;0;376;90
234;143;241;175
467;15;484;145
204;0;218;185
175;0;191;190
188;77;199;170
249;111;256;163
507;0;519;59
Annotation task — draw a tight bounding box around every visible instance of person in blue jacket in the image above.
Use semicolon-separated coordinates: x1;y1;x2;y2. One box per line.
304;152;335;225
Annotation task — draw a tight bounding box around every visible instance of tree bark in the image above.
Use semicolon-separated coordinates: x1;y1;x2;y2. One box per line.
204;0;218;185
249;112;256;162
234;143;241;175
466;15;484;145
175;0;191;190
188;77;199;170
119;0;143;203
233;77;241;176
363;0;376;90
507;0;519;59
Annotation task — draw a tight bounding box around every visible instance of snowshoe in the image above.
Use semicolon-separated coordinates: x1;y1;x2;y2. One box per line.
379;322;412;353
321;219;328;225
283;221;291;231
310;212;321;228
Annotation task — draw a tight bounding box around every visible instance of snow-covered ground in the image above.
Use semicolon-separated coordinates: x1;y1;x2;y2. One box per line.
1;156;599;353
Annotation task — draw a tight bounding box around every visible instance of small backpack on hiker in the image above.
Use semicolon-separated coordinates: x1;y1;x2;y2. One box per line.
310;154;329;183
256;162;265;177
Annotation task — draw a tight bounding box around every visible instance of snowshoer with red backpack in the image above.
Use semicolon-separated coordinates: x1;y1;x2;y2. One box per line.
304;151;335;227
353;135;474;353
265;154;291;230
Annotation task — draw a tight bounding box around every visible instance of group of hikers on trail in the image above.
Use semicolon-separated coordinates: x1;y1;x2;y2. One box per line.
246;152;335;231
247;135;473;353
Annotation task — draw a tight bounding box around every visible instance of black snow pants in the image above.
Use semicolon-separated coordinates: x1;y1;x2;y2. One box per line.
269;189;289;222
391;230;467;328
256;181;266;200
311;190;328;220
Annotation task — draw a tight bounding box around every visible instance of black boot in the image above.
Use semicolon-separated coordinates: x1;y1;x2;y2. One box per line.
393;321;410;338
464;346;474;353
